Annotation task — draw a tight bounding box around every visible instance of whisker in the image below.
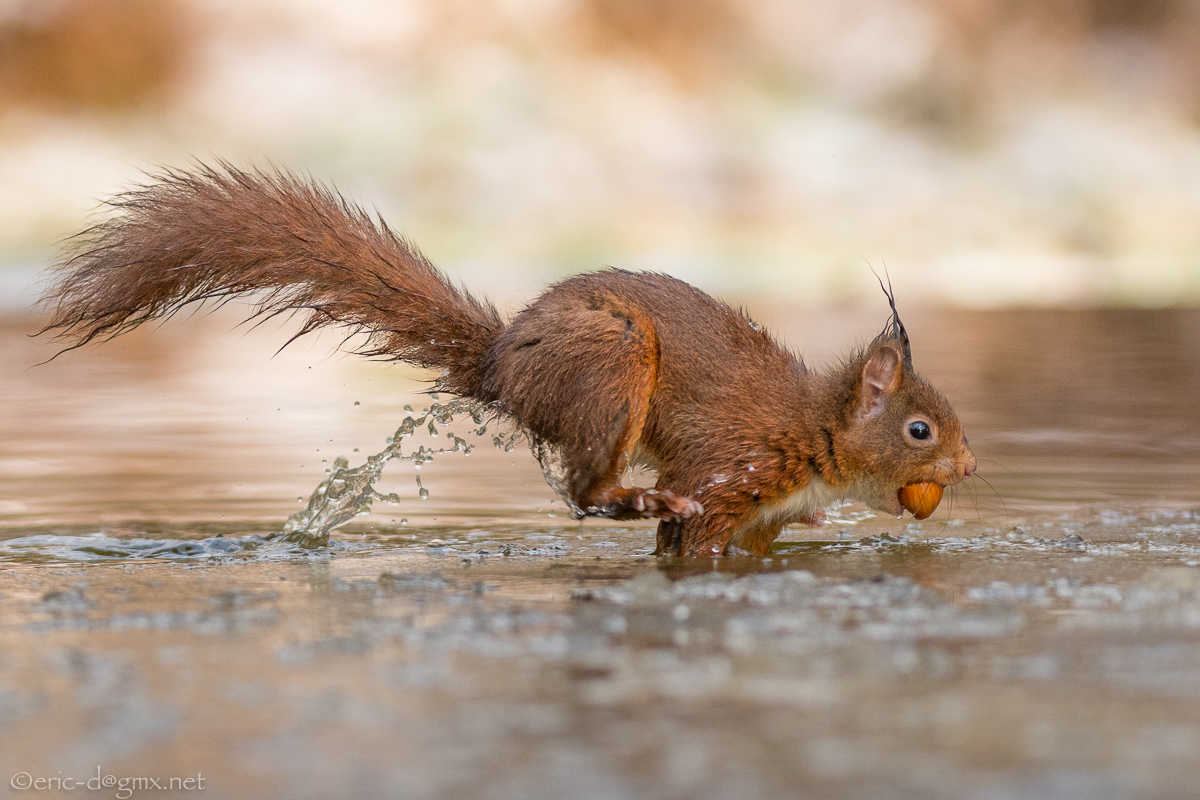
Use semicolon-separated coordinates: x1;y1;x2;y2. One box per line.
938;485;957;534
973;456;1017;476
963;479;983;522
972;474;1009;521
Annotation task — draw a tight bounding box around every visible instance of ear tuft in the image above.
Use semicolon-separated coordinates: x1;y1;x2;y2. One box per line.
858;344;901;418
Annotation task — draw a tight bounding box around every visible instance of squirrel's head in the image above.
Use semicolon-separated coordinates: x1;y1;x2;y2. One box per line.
830;291;976;518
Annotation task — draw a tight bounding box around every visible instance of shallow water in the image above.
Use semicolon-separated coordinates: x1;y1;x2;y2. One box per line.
2;306;1200;799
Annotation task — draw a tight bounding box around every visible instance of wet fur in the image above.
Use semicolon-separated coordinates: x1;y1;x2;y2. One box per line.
41;164;976;557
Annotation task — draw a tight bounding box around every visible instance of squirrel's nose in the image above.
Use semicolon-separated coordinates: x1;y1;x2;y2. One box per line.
960;447;977;478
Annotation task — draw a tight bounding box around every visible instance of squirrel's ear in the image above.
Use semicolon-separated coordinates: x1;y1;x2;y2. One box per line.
858;344;902;419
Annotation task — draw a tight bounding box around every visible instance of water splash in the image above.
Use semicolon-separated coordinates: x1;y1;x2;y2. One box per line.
274;399;498;548
531;439;582;518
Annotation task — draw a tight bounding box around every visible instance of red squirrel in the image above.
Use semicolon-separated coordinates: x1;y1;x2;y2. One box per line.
40;164;976;556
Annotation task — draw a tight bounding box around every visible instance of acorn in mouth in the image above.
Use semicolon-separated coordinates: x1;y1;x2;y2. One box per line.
898;482;943;520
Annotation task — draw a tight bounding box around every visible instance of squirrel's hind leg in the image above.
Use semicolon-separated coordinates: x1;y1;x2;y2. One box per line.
490;295;699;522
657;494;780;557
727;521;785;556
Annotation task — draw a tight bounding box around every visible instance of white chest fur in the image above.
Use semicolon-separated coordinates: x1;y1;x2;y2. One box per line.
754;477;845;527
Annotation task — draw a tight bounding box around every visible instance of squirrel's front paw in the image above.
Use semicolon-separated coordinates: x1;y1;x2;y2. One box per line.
589;487;702;521
639;489;703;520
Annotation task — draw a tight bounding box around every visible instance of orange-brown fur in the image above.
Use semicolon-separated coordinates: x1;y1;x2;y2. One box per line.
41;164;976;556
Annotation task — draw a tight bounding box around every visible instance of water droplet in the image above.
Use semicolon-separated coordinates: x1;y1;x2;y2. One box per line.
353;401;360;406
400;518;408;526
277;398;486;545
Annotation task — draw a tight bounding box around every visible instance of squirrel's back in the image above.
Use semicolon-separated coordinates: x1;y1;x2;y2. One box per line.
495;269;803;401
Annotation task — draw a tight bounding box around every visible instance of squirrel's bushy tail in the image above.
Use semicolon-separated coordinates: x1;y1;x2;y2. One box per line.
40;163;504;397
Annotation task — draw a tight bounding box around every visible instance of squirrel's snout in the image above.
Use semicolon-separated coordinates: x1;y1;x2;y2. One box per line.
937;446;977;485
958;446;978;479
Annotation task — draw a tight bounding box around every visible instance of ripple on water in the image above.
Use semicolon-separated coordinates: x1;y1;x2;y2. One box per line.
0;532;374;564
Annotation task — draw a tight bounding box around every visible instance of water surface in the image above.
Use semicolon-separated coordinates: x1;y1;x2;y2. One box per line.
2;306;1199;799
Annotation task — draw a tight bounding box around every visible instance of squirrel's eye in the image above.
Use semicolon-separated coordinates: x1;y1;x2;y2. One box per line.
908;421;932;440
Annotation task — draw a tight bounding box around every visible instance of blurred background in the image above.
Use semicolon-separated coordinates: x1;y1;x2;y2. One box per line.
4;0;1200;530
3;0;1200;310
